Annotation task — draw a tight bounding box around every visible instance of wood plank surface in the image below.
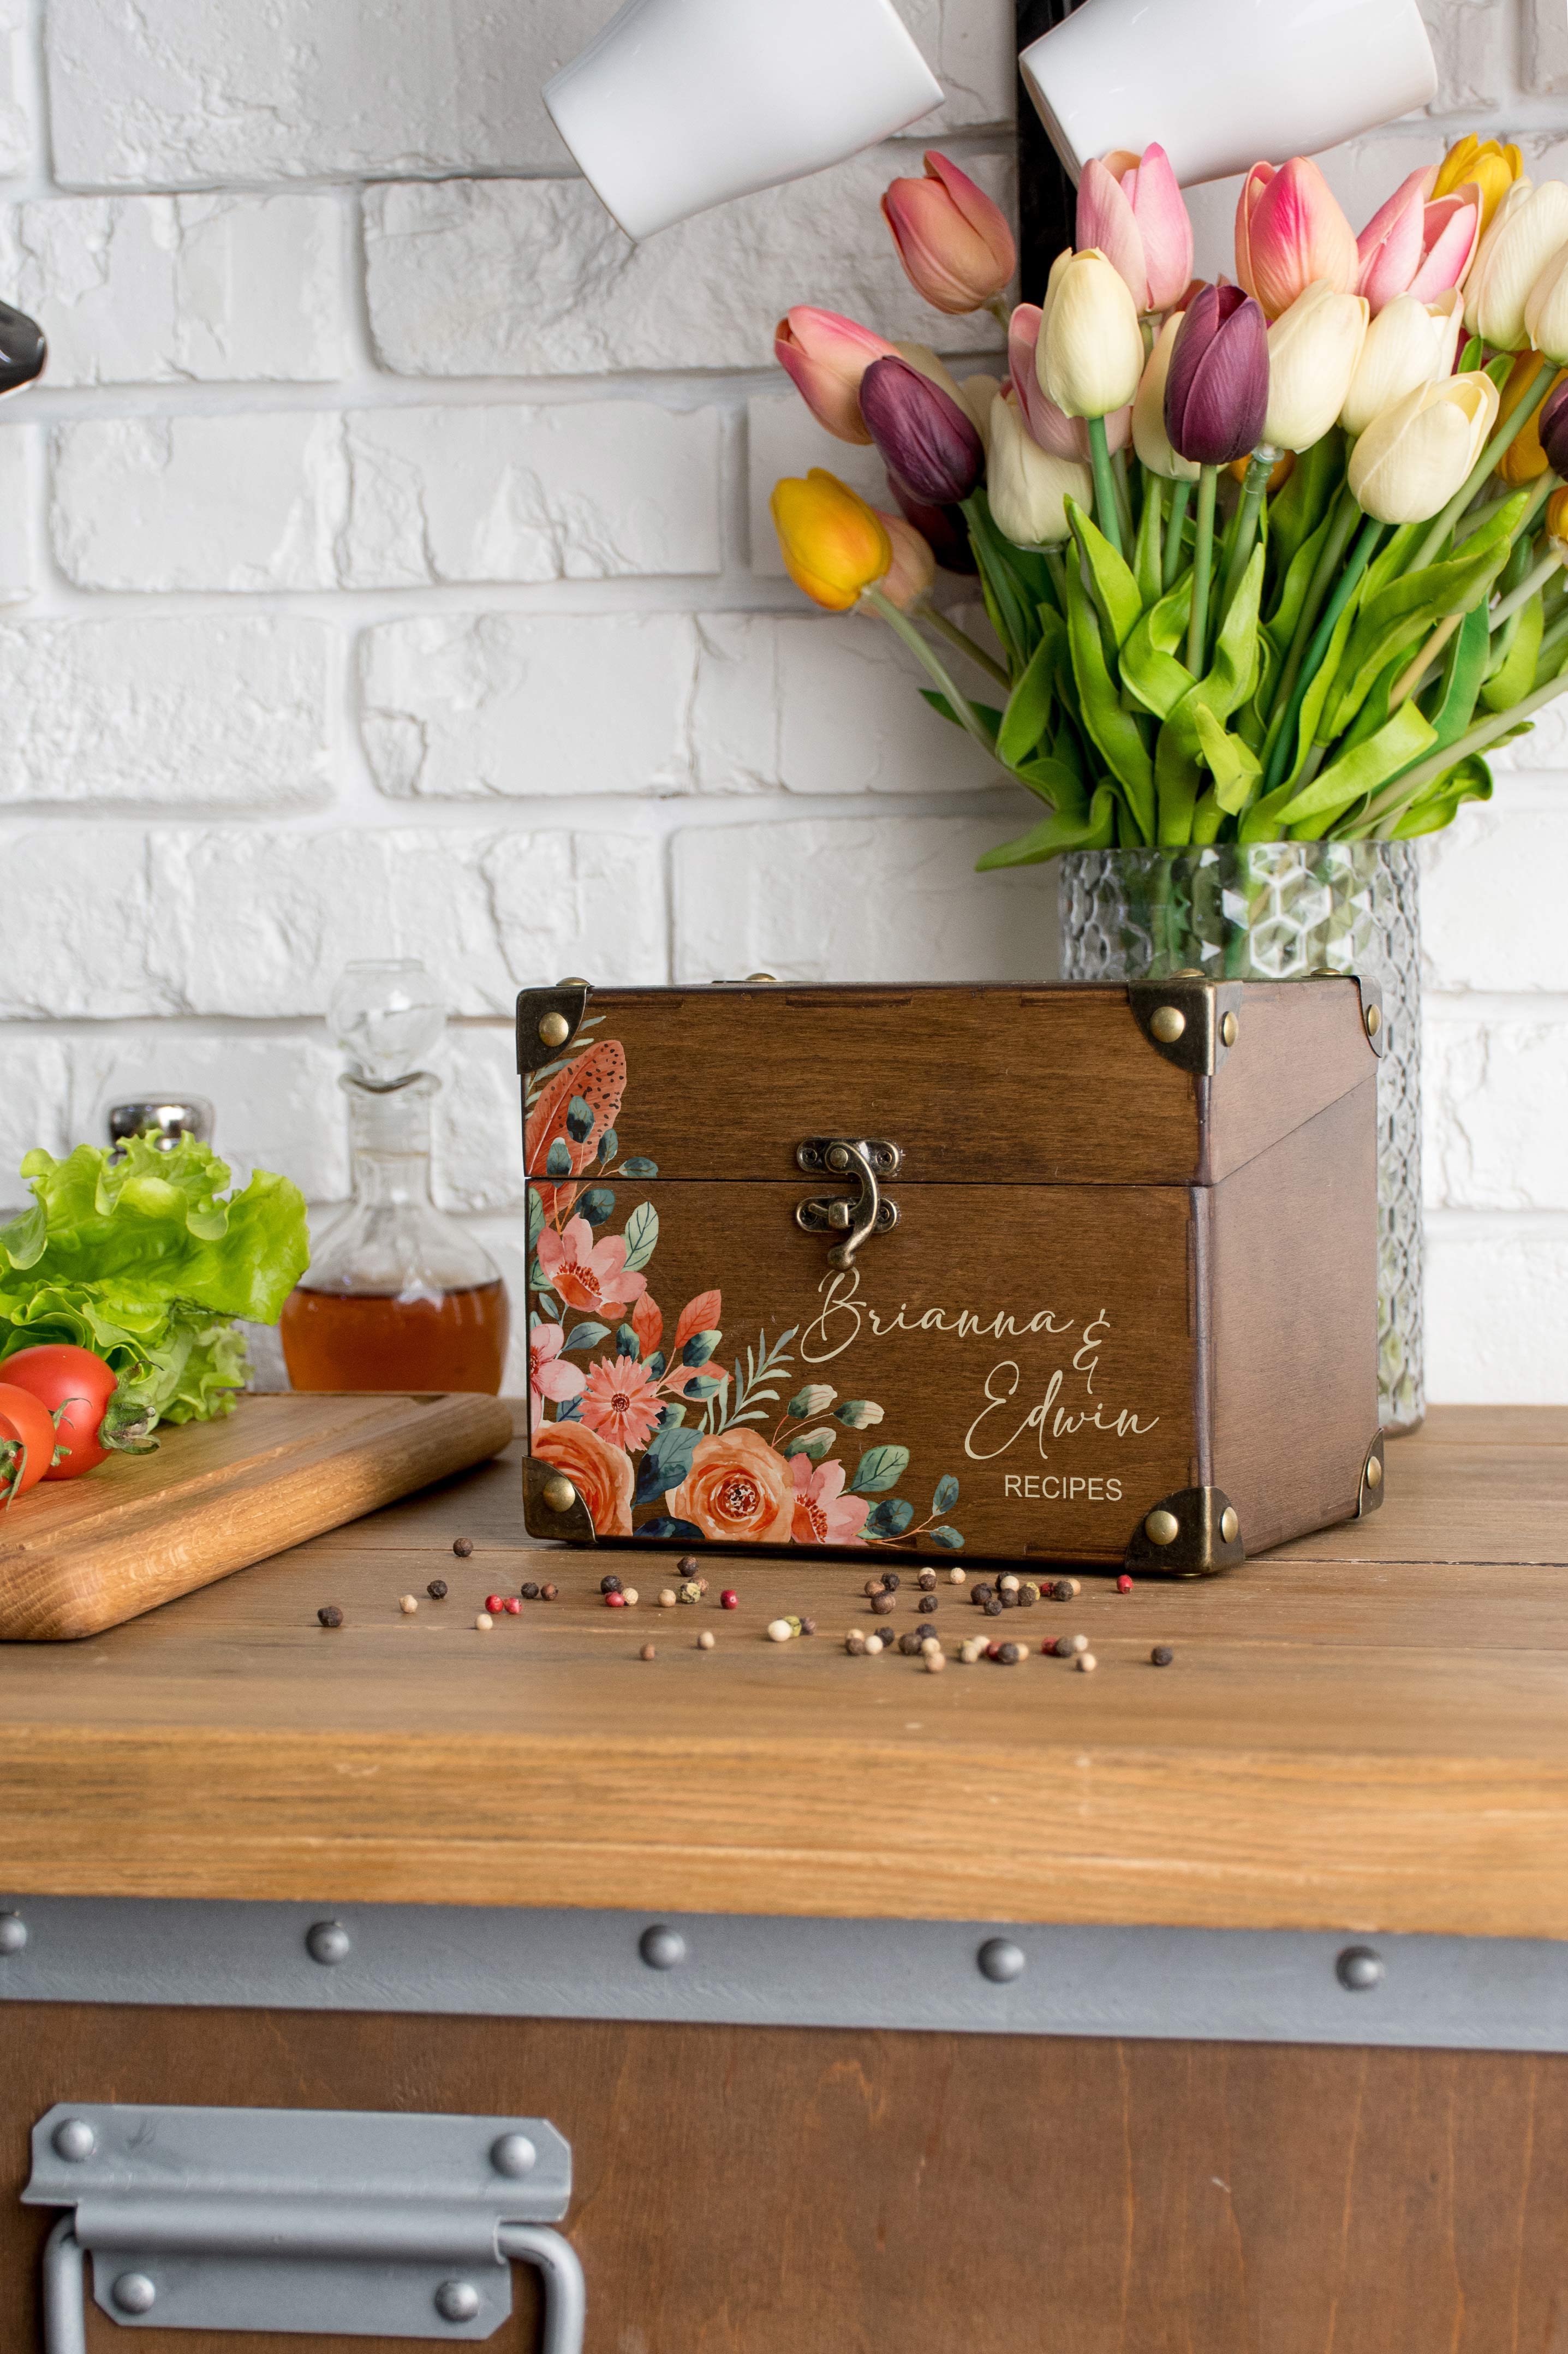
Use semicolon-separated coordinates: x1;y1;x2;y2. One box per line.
3;1408;1568;1938
0;1392;516;1639
6;2001;1568;2354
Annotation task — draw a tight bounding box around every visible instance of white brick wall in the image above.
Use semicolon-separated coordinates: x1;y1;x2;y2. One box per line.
1;0;1561;1402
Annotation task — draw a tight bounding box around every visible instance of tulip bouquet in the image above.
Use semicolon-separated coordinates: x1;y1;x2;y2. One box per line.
771;136;1568;864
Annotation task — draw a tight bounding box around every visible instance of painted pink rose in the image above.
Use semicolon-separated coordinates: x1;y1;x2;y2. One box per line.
791;1454;871;1546
536;1216;648;1319
529;1321;586;1424
532;1420;634;1538
579;1355;663;1453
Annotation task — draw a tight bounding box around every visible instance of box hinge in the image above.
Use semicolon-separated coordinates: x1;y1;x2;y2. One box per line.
25;2103;583;2350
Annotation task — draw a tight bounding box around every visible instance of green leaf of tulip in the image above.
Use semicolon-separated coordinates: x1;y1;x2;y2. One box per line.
1064;558;1156;838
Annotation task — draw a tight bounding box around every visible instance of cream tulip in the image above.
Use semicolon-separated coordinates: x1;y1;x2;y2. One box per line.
1348;372;1500;524
1132;312;1200;481
893;341;969;406
1340;289;1463;437
1264;281;1368;452
1525;242;1568;362
956;372;1002;446
1464;177;1568;349
1037;247;1146;421
987;392;1092;546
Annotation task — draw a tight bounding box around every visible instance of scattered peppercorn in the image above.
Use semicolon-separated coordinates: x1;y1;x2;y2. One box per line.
317;1605;343;1629
882;1572;901;1592
1117;1574;1134;1593
998;1641;1022;1665
1017;1588;1036;1608
1070;1632;1089;1652
917;1567;936;1591
1075;1651;1098;1673
452;1538;473;1559
971;1581;994;1607
801;1617;816;1636
600;1575;622;1594
678;1556;699;1576
540;1582;558;1601
767;1619;792;1643
640;1643;656;1661
503;1596;521;1615
399;1594;418;1615
1053;1636;1077;1658
485;1593;504;1613
426;1579;448;1601
1051;1579;1074;1602
999;1574;1020;1594
925;1649;946;1674
720;1589;739;1610
1022;1581;1040;1602
863;1576;884;1599
871;1592;895;1616
695;1577;710;1596
917;1594;937;1614
1152;1645;1174;1667
520;1582;540;1601
623;1587;640;1607
1001;1591;1019;1610
920;1634;941;1654
898;1630;923;1655
845;1630;866;1655
984;1596;1003;1617
698;1630;716;1650
960;1638;985;1664
659;1588;677;1608
679;1582;701;1604
605;1592;626;1609
949;1566;967;1586
863;1633;884;1655
475;1612;493;1632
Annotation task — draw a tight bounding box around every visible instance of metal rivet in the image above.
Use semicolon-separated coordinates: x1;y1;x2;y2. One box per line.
977;1937;1026;1984
0;1911;26;1955
52;2118;96;2162
1366;1455;1384;1490
1220;1506;1239;1543
490;2131;537;2179
1144;1508;1179;1546
1220;1011;1238;1048
640;1924;686;1970
541;1473;577;1515
746;972;778;983
825;1144;850;1172
1337;1945;1384;1992
112;2274;157;2315
1149;1005;1185;1044
434;2281;481;2324
306;1920;351;1966
556;975;587;986
536;1010;570;1048
1172;967;1205;978
1365;1004;1382;1036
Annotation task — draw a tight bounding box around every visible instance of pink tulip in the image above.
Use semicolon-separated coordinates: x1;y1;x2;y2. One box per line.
1007;301;1130;459
774;306;899;445
1355;165;1482;313
1091;142;1194;312
881;151;1016;316
1236;157;1359;320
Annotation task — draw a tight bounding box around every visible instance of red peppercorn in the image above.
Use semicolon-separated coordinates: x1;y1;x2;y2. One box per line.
720;1589;738;1610
1117;1574;1134;1593
502;1596;521;1615
485;1593;504;1613
606;1592;627;1608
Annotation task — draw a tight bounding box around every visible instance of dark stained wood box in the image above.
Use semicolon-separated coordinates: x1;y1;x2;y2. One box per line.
516;978;1382;1575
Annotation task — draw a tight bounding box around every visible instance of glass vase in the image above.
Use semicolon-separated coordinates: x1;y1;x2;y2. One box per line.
1058;843;1423;1434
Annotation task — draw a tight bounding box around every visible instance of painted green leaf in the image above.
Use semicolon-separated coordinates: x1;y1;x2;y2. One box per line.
562;1320;610;1351
545;1138;573;1177
621;1156;659;1178
933;1473;959;1515
633;1425;700;1509
615;1322;640;1360
833;1399;883;1429
783;1427;836;1462
789;1385;836;1418
681;1330;721;1367
580;1187;615;1228
646;1350;667;1378
597;1127;618;1166
865;1498;915;1538
928;1525;966;1551
657;1403;688;1428
684;1372;728;1401
565;1094;594;1143
527;1188;545;1248
848;1444;911;1497
635;1516;705;1543
621;1201;659;1274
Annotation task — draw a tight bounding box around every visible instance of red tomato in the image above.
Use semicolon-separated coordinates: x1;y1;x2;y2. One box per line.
0;1380;61;1497
0;1344;122;1479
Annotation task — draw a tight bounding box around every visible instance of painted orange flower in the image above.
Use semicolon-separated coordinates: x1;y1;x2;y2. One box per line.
532;1420;634;1538
579;1356;663;1452
665;1428;795;1544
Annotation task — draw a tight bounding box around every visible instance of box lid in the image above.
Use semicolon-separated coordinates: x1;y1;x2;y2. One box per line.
518;978;1380;1190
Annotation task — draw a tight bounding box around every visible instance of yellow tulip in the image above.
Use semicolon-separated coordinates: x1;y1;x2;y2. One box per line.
1432;133;1524;234
1497;348;1568;482
1547;482;1568;550
1349;371;1500;523
770;470;891;611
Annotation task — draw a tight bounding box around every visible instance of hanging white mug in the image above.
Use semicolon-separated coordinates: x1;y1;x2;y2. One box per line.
545;0;943;242
1020;0;1438;187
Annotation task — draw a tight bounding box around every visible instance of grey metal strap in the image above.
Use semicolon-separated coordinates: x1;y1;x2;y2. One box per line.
42;2220;85;2354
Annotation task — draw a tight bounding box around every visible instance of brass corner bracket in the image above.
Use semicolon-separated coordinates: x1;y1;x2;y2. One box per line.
1307;969;1386;1058
1127;978;1245;1076
516;982;592;1077
522;1456;597;1545
1356;1431;1386;1516
1124;1485;1244;1578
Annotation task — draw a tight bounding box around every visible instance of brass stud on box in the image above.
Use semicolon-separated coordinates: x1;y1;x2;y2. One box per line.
537;1011;570;1048
1144;1507;1179;1546
1366;1003;1382;1037
541;1474;577;1515
1220;1506;1239;1543
1220;1011;1238;1048
1149;1006;1185;1045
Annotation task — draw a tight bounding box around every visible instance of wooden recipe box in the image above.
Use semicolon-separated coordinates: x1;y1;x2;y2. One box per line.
517;978;1383;1574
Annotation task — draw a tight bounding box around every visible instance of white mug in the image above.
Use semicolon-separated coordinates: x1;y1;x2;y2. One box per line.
545;0;943;242
1020;0;1438;187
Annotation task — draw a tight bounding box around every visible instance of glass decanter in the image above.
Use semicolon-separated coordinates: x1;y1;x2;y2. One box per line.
279;960;510;1394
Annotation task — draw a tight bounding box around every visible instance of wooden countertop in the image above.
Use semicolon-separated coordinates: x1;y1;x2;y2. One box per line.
2;1404;1566;1940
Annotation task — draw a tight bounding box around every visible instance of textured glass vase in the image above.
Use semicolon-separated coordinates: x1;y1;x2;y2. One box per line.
1059;843;1423;1434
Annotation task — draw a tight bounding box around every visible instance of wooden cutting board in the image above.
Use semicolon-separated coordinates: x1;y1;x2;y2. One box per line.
0;1391;516;1640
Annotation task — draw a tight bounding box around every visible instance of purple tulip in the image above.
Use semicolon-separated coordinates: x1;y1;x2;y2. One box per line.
888;474;978;574
1539;376;1568;478
860;356;985;507
1164;283;1270;466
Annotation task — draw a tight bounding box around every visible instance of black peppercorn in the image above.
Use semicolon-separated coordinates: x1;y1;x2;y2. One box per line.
1151;1645;1175;1667
800;1617;816;1635
426;1578;448;1601
917;1567;936;1590
677;1555;699;1575
452;1537;473;1559
520;1581;539;1601
1017;1588;1035;1607
917;1594;937;1614
899;1629;924;1655
600;1575;622;1594
1000;1589;1017;1608
317;1605;343;1628
872;1592;895;1616
1054;1635;1076;1657
883;1571;900;1592
1051;1578;1074;1602
998;1641;1022;1665
984;1596;1003;1617
972;1582;994;1607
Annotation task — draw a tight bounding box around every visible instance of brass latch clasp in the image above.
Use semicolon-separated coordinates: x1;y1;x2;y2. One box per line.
795;1138;901;1270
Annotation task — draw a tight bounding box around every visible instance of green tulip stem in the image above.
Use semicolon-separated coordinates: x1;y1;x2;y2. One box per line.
1086;413;1124;561
1406;353;1556;574
1263;482;1362;735
1162;477;1193;589
864;586;1003;768
1219;448;1275;626
1111;446;1135;547
1186;464;1219;677
1491;546;1564;633
1454;471;1558;546
1389;609;1462;710
1043;546;1070;610
917;601;1012;689
1259;512;1384;798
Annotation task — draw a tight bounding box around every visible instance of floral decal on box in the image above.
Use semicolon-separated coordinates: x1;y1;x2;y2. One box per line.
524;1026;964;1551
